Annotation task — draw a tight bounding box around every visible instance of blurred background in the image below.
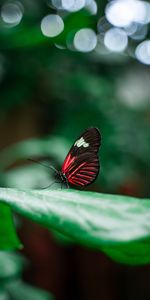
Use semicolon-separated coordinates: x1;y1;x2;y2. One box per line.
0;0;150;299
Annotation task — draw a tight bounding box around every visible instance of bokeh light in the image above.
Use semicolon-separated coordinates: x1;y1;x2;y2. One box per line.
41;14;64;37
74;28;97;52
143;1;150;24
55;43;66;49
130;24;148;40
117;69;150;109
1;1;24;26
66;0;85;12
97;17;111;33
97;17;112;45
51;0;63;10
104;28;128;52
85;0;97;15
106;0;150;27
61;0;75;10
51;0;86;11
135;40;150;65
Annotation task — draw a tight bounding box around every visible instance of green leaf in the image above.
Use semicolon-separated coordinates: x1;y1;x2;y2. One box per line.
101;240;150;265
0;188;150;265
0;203;21;250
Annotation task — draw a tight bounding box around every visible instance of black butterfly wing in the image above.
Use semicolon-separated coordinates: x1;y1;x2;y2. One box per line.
61;128;101;186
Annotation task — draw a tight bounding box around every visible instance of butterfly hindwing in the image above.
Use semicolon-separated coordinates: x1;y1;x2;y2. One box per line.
61;128;101;186
65;152;99;186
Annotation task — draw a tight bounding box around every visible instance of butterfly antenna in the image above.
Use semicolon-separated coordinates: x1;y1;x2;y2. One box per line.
41;181;59;189
28;158;58;173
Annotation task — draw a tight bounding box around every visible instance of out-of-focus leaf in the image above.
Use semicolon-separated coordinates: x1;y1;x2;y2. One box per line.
0;188;150;265
6;280;53;300
0;290;9;300
0;137;69;170
5;165;53;189
0;204;21;250
0;252;24;279
0;252;54;300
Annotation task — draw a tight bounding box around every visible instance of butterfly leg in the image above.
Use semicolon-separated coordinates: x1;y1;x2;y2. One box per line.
66;179;69;189
60;181;69;189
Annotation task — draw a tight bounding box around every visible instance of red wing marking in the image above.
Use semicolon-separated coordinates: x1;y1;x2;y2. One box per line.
66;158;99;187
67;162;86;180
76;174;92;179
62;154;75;173
69;178;86;186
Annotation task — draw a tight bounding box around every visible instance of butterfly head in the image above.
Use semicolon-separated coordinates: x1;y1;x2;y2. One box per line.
55;171;68;184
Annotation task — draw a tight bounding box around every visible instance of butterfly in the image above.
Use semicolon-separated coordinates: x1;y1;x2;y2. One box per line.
29;127;101;188
55;127;101;188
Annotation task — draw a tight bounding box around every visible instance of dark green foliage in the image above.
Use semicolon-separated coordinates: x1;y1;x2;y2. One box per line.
0;0;150;277
0;203;21;249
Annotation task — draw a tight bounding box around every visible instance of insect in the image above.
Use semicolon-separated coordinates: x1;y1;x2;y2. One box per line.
55;127;101;188
29;127;101;188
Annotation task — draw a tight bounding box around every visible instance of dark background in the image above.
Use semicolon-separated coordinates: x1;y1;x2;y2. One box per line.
0;0;150;299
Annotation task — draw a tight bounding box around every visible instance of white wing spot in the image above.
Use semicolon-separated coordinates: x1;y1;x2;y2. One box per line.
74;137;89;148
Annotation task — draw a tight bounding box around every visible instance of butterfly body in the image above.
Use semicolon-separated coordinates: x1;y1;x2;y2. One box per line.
55;171;68;186
59;127;101;187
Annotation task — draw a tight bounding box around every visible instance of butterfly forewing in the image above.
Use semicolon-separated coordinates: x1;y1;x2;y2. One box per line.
61;128;101;187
